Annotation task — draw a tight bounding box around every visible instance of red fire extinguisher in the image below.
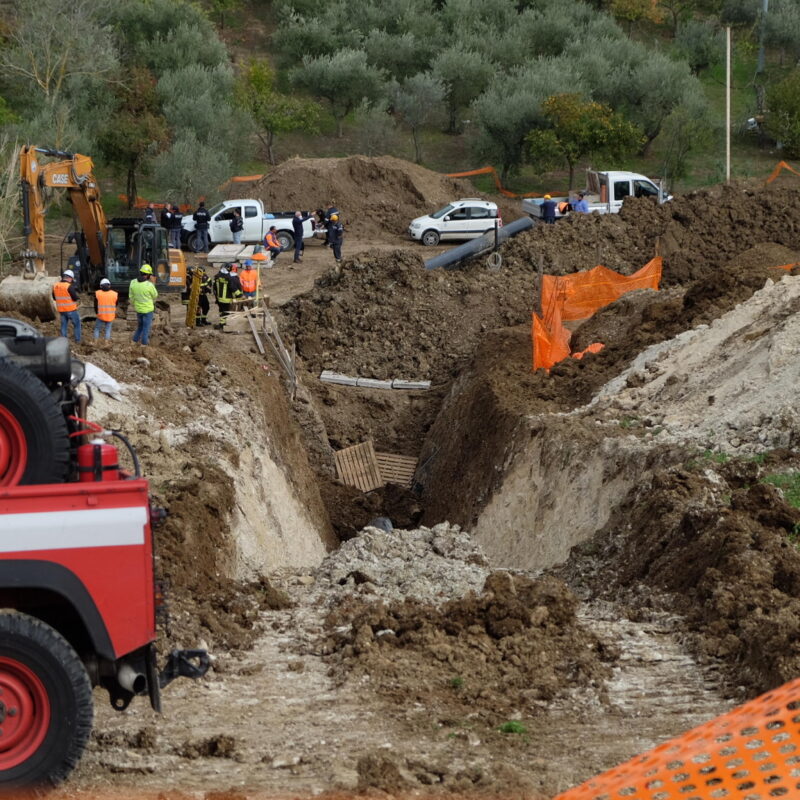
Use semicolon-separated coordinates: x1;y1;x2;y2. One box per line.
77;438;120;482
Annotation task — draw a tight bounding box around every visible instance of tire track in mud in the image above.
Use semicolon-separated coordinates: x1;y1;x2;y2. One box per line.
69;588;734;798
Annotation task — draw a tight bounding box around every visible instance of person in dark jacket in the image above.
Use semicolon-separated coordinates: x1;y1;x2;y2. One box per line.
229;209;244;244
143;203;156;223
329;214;344;263
292;211;312;263
541;194;557;224
170;204;183;248
160;204;171;229
193;201;211;252
324;204;339;247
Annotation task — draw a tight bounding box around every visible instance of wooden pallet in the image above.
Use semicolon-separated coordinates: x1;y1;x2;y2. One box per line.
334;441;383;493
375;452;418;488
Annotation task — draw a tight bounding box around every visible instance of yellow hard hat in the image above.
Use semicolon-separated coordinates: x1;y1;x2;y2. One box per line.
330;214;339;221
140;264;153;275
544;194;551;200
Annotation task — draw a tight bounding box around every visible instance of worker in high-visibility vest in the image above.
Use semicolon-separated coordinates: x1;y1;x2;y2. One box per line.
93;278;118;343
239;259;258;307
52;269;81;342
129;264;158;345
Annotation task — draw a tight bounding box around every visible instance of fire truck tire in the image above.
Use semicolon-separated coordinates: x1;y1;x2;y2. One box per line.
0;358;70;486
0;612;93;789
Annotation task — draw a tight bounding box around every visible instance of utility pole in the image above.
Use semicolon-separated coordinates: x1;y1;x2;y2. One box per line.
757;0;769;75
726;26;731;183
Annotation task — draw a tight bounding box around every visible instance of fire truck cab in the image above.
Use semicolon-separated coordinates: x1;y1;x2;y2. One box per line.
0;317;207;789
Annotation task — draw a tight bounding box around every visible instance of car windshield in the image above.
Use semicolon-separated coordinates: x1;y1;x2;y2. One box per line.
430;204;455;220
207;202;225;218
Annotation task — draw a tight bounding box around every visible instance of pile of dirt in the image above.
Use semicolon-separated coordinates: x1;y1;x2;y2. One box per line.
252;155;520;241
560;460;800;694
324;571;615;718
280;249;537;383
503;183;800;283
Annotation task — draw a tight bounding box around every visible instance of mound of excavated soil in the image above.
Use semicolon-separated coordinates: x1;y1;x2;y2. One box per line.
324;571;614;718
280;249;536;383
504;183;800;283
251;155;520;241
560;461;800;694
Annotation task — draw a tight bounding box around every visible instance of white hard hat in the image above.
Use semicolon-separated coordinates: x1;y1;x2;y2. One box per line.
100;278;111;287
63;269;75;279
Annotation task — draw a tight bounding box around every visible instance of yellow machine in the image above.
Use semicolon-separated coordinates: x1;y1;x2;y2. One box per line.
0;146;186;320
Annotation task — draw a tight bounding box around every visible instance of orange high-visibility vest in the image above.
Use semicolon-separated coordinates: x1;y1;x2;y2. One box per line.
240;269;257;293
53;281;78;313
265;232;280;249
95;289;118;322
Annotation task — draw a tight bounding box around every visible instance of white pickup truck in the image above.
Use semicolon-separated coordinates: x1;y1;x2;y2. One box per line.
522;170;670;221
181;199;317;252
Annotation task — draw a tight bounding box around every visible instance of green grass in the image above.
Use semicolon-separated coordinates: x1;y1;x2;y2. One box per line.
763;472;800;509
703;449;730;464
498;720;527;735
449;676;464;690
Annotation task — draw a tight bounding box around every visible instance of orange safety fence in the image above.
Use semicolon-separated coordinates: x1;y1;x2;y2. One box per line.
553;676;800;800
446;166;544;198
532;257;662;371
765;160;800;184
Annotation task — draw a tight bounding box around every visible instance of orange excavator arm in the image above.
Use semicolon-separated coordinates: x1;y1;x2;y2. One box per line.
20;146;107;278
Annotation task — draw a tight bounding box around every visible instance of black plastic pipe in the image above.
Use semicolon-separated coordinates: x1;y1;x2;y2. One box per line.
423;216;534;270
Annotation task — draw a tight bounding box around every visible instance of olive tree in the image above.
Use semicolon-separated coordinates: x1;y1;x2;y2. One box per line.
290;49;387;137
392;73;446;162
765;69;800;159
0;0;118;105
765;0;800;65
236;59;320;164
471;58;580;180
674;19;724;75
430;48;494;133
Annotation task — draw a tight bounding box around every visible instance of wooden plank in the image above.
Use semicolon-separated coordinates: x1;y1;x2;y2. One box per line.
375;452;417;488
335;441;383;492
246;309;266;355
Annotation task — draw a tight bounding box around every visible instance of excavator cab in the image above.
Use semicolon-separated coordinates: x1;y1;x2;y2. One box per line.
106;219;177;293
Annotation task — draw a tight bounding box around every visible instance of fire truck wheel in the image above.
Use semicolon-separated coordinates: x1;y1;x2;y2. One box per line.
0;358;70;486
0;612;93;790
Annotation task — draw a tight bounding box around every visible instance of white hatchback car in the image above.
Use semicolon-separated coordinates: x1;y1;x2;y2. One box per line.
409;199;502;246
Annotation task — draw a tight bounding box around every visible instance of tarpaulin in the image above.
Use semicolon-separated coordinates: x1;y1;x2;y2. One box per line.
532;257;662;371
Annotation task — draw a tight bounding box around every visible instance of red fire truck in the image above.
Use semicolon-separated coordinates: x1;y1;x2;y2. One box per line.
0;317;208;789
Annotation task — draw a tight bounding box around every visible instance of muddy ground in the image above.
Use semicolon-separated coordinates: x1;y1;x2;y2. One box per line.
16;157;800;798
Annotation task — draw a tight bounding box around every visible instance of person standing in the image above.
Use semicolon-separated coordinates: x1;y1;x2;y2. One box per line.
292;210;311;263
170;203;183;248
572;191;589;213
264;226;283;262
143;203;156;223
193;201;211;252
329;213;344;263
53;269;81;342
214;264;233;327
160;203;172;229
325;204;339;248
239;259;258;305
129;264;158;345
541;194;557;224
93;278;118;343
230;209;244;244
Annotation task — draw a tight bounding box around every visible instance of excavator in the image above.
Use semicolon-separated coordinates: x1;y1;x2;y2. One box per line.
0;146;186;321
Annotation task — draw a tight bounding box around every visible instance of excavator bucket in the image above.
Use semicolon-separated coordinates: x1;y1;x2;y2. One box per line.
0;274;58;321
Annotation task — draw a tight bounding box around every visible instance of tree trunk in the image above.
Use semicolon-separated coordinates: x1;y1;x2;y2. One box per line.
568;161;575;191
126;167;137;210
411;127;422;163
447;103;458;135
335;115;344;138
267;130;276;166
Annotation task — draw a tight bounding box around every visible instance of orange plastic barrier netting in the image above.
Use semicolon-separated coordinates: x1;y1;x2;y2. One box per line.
446;166;544;198
553;677;800;800
765;160;800;184
532;257;662;371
